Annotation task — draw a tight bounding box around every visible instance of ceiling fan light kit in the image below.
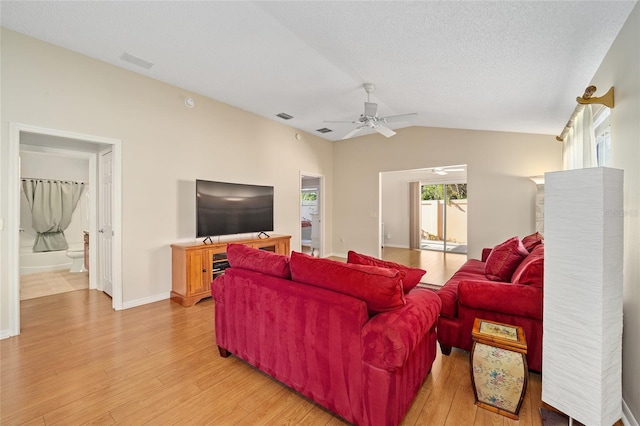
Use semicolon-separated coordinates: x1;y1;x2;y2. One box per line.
325;83;418;140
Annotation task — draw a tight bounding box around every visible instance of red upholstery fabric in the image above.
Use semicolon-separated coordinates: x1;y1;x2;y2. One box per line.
290;251;406;314
436;243;544;372
484;236;529;281
458;280;543;320
511;244;544;287
212;261;441;426
522;231;544;252
347;250;426;293
362;289;441;370
226;243;291;279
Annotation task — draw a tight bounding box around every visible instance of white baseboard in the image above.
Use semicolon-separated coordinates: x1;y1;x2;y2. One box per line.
623;398;639;426
382;244;409;249
121;292;170;310
0;329;13;340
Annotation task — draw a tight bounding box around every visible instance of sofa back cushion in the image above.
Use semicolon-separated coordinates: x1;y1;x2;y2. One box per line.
290;251;406;314
226;243;291;279
346;250;426;293
484;236;529;282
522;232;544;252
511;243;544;287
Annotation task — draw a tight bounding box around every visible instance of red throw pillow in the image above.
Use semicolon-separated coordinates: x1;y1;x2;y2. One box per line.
226;243;291;279
511;244;544;287
346;250;426;293
522;232;544;252
484;237;529;282
290;251;406;314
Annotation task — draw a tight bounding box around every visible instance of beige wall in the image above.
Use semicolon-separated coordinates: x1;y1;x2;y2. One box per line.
332;126;561;258
590;3;640;421
0;29;333;328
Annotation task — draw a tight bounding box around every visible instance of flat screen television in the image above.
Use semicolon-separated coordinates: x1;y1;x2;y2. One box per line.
196;179;274;239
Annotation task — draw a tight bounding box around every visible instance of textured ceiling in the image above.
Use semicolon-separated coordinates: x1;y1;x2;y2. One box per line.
1;1;636;141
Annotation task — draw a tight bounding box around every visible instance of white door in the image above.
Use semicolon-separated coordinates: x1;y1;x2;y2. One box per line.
99;149;113;296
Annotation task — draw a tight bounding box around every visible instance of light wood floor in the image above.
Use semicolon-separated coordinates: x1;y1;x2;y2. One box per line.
381;247;468;286
20;270;89;300
2;248;551;425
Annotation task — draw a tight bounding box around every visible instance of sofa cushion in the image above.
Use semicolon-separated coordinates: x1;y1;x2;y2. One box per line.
226;243;291;279
347;250;426;293
522;232;544;252
290;251;406;314
484;237;529;282
511;244;544;287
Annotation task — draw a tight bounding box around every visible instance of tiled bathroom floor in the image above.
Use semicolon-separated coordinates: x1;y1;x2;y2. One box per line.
20;270;89;300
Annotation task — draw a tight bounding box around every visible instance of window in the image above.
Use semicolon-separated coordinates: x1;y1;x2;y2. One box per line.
594;107;611;167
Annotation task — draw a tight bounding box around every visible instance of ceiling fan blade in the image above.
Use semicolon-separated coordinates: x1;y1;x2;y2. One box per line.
364;102;378;117
382;113;418;123
342;127;363;140
324;120;360;124
375;125;396;138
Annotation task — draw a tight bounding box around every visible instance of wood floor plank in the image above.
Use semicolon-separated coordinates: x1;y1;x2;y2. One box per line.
2;248;553;426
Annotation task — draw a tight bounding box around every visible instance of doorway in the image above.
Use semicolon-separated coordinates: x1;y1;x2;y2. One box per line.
419;182;468;253
7;123;123;337
300;173;324;257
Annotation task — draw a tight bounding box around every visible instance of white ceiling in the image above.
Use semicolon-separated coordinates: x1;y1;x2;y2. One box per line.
1;1;636;141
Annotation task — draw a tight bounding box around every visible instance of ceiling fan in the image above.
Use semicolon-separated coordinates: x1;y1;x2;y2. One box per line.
432;166;466;175
325;83;418;140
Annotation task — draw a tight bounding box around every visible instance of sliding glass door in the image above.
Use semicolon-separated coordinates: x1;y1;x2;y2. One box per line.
420;183;467;253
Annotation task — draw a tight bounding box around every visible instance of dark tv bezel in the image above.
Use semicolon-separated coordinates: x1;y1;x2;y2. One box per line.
195;179;274;238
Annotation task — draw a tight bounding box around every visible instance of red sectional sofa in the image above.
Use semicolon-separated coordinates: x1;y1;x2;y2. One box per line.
436;233;544;372
212;244;442;426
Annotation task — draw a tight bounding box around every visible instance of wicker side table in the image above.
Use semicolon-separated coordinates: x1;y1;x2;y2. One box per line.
470;318;528;420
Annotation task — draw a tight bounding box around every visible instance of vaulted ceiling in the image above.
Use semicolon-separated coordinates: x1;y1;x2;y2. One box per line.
1;1;636;141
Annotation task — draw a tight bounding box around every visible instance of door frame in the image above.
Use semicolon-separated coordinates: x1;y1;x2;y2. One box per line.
299;171;324;257
7;123;123;336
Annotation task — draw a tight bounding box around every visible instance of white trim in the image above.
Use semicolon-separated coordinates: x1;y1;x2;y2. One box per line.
121;292;170;310
623;398;639;426
8;124;22;336
0;329;12;340
8;123;123;337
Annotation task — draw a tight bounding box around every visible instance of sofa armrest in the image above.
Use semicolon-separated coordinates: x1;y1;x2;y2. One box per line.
458;280;542;320
481;248;492;262
362;289;441;371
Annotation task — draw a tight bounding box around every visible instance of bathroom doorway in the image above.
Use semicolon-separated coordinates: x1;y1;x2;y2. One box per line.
300;173;324;257
19;144;91;300
7;123;123;337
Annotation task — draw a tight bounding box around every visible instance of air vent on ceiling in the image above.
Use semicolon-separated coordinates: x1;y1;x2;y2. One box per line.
276;113;294;120
316;128;333;134
120;52;154;69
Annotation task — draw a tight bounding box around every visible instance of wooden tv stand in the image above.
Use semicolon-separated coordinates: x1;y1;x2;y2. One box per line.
170;234;291;307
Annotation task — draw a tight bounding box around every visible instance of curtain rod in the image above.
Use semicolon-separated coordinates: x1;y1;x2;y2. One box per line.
21;178;88;184
556;86;615;142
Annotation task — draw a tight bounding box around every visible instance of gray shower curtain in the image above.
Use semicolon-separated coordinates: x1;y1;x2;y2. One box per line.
21;179;86;252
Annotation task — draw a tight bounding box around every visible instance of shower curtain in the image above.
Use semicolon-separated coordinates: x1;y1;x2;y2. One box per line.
21;179;86;252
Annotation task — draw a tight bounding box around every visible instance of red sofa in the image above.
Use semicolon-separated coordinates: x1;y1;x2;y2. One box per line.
436;233;544;372
212;245;442;426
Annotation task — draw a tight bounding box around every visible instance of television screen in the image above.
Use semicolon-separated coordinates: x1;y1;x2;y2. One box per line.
196;180;274;238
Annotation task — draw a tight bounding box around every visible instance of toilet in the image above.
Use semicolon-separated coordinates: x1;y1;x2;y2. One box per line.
66;243;85;273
